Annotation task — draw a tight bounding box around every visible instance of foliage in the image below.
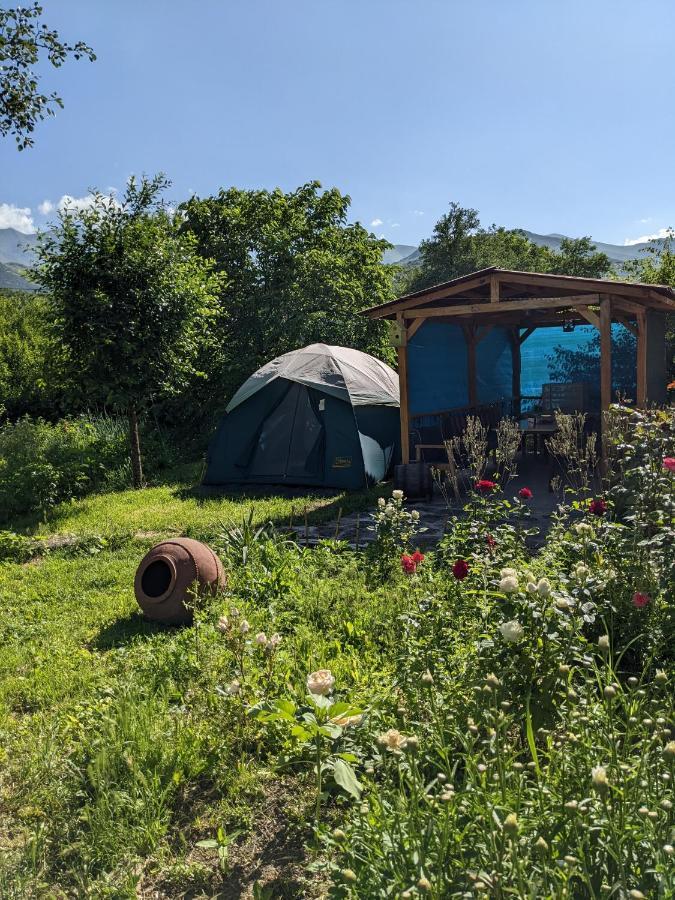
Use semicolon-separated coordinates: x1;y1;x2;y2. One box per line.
404;202;612;293
178;182;394;414
0;2;95;149
623;229;675;381
0;415;130;522
32;174;223;486
0;290;66;420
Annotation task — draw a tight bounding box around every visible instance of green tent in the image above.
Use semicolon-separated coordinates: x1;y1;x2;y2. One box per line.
203;344;400;490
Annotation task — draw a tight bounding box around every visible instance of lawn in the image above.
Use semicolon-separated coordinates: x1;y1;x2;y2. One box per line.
0;408;673;898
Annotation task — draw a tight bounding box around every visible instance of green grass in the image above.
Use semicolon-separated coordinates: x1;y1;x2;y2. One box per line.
16;474;385;543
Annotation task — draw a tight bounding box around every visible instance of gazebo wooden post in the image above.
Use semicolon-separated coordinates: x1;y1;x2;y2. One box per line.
397;313;410;464
599;296;612;462
636;310;647;407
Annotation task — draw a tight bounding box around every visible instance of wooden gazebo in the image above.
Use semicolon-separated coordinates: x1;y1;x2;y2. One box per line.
363;267;675;464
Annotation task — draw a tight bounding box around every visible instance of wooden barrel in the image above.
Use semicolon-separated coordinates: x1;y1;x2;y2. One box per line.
134;538;225;625
394;462;433;499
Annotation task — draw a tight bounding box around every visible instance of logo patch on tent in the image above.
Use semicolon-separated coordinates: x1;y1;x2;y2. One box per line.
332;456;352;469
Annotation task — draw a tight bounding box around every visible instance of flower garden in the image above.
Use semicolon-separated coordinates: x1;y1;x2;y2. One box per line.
0;406;673;898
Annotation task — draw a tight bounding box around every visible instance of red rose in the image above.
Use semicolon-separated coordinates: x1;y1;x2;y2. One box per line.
589;498;607;516
632;591;650;608
452;559;470;580
486;534;496;550
412;550;425;565
401;553;416;575
475;479;497;493
518;486;533;500
663;457;675;473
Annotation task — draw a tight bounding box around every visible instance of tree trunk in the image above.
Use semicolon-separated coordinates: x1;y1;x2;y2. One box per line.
129;406;144;489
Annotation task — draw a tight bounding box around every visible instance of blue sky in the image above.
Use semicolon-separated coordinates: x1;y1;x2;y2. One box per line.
1;0;674;247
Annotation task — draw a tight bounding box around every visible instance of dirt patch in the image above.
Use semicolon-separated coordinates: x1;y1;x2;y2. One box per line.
140;776;329;899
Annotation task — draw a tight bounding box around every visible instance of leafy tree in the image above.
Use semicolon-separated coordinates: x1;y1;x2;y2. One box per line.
623;230;675;380
179;182;393;407
0;289;66;420
407;202;481;291
0;2;95;149
32;175;222;487
546;236;611;278
406;203;613;291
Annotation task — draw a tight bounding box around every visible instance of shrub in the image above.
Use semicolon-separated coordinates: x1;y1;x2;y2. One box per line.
0;415;128;522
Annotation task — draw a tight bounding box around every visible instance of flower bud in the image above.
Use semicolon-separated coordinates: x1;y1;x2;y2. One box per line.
503;813;518;835
417;877;432;892
663;741;675;761
598;635;610;652
603;685;617;699
655;669;668;685
421;670;434;685
341;868;357;882
534;836;548;855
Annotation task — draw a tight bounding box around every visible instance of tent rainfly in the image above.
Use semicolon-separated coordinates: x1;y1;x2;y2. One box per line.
203;344;401;489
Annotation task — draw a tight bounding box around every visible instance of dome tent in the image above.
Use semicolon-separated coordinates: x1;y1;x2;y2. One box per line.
203;344;400;489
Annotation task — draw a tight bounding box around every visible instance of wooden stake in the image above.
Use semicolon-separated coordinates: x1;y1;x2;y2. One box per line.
334;507;342;540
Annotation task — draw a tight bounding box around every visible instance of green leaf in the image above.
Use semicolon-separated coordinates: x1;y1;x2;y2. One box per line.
195;839;219;849
332;758;362;799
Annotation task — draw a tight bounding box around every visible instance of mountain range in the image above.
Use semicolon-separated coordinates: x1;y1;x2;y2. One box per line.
0;226;666;292
381;231;665;269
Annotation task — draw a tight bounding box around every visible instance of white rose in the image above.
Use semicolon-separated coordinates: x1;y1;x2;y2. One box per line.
307;669;335;696
501;567;518;578
411;510;420;521
499;575;519;594
377;728;408;751
384;505;395;517
574;564;589;582
526;581;537;594
377;497;386;508
537;578;551;597
575;523;593;537
500;620;525;642
392;489;404;501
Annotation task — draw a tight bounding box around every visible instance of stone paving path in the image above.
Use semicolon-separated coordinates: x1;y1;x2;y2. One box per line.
299;459;560;550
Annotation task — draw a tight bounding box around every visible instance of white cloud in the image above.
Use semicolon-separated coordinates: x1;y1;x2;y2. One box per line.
412;209;424;216
624;226;674;246
38;200;55;216
0;203;35;233
391;222;400;228
638;217;652;224
57;194;99;213
370;218;383;227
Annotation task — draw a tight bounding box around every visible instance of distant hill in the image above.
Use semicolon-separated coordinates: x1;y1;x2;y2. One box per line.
0;261;36;291
0;227;37;266
0;228;38;291
385;232;663;270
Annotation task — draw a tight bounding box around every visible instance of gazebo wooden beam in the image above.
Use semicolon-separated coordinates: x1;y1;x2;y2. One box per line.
403;294;601;319
364;274;494;318
600;297;612;415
